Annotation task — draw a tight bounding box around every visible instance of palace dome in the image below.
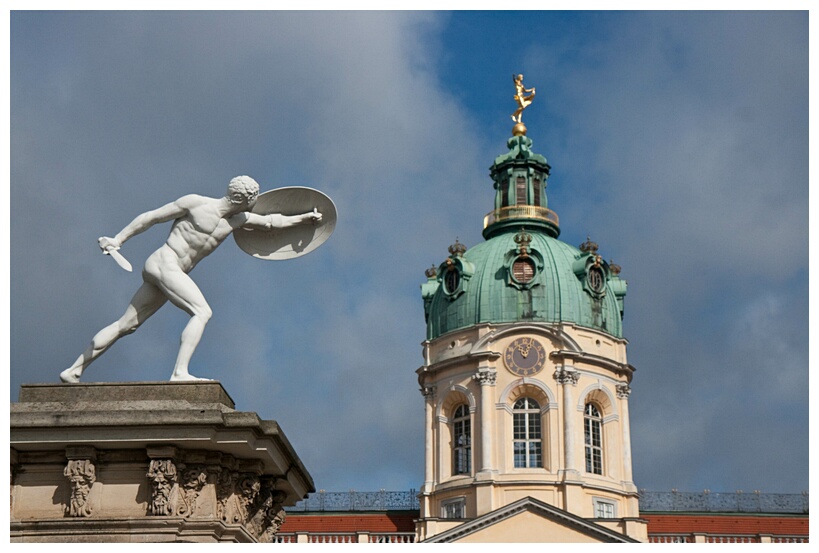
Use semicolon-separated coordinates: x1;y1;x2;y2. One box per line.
422;132;626;341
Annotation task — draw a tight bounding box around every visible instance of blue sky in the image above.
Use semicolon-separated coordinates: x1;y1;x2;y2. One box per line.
9;11;809;496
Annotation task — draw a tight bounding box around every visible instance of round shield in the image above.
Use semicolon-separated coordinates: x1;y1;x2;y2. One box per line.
233;186;337;260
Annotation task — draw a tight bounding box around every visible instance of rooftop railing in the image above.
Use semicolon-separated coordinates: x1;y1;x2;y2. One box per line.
638;490;809;514
274;533;416;543
286;489;419;512
483;205;559;229
285;490;807;514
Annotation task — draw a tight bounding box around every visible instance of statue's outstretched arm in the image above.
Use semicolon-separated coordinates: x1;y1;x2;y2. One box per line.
102;197;190;250
239;209;322;231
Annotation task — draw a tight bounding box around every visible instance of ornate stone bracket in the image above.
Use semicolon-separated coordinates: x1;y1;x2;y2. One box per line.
64;447;97;518
177;464;209;518
142;448;291;541
216;464;265;527
246;477;287;543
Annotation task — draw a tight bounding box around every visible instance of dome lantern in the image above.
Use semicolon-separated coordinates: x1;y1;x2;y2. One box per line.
484;134;560;240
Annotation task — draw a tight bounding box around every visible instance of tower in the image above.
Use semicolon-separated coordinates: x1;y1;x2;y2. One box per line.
415;102;646;542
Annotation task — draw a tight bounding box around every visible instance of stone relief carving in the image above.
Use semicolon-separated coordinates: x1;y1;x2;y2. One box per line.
237;475;262;523
217;470;261;525
50;448;290;540
616;382;632;399
64;459;96;517
246;477;287;543
473;367;497;386
177;464;209;518
216;468;238;522
147;459;179;516
554;366;580;385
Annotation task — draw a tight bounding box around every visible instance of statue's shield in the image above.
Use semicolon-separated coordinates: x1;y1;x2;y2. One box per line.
233;186;337;260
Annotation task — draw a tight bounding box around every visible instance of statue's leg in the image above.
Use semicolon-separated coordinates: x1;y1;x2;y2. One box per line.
150;267;213;381
60;282;167;383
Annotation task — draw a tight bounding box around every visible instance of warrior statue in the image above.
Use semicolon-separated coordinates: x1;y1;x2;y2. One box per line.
61;176;334;383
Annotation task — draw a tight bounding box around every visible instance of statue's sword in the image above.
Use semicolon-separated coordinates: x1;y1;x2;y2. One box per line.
104;247;133;272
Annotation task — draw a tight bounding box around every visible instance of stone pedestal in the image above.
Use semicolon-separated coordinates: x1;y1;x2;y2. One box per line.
10;382;314;543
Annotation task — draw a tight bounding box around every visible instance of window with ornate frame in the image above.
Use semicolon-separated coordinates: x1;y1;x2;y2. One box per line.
512;257;536;284
441;497;466;519
506;247;543;291
513;397;542;468
584;403;603;475
593;498;617;519
444;268;461;295
452;404;471;475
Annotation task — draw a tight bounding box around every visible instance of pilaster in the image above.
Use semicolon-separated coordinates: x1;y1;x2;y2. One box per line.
473;366;497;475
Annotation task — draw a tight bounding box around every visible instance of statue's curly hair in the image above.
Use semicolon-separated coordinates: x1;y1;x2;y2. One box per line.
227;175;260;204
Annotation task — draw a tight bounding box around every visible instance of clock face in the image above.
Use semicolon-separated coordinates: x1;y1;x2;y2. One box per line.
504;338;547;376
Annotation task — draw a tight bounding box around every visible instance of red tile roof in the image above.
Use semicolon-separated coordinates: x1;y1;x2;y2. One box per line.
643;514;808;536
281;511;808;538
281;513;417;533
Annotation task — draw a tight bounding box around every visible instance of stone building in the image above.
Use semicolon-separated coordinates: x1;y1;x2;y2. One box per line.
10;382;314;542
411;122;641;542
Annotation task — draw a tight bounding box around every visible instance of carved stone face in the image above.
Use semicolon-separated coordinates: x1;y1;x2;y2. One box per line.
229;189;258;210
227;176;260;210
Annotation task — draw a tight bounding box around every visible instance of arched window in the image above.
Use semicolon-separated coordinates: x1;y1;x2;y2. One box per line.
513;397;542;468
452;404;471;475
584;403;603;475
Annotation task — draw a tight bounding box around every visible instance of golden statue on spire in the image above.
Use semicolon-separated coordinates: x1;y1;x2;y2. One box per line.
511;73;536;124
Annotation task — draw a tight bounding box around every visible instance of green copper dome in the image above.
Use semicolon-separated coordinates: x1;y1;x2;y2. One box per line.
422;132;627;340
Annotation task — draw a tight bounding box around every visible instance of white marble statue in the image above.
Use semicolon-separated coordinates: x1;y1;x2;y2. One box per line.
60;176;322;383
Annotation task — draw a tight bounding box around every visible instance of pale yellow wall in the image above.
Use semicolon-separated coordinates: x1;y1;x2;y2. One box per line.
12;466;69;519
418;323;644;541
454;510;603;543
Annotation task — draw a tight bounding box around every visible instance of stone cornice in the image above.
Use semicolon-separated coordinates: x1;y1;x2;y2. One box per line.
11;382;314;507
418;349;502;376
550;350;635;381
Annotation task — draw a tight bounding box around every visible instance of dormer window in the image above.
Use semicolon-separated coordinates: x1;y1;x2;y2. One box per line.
444;268;460;295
